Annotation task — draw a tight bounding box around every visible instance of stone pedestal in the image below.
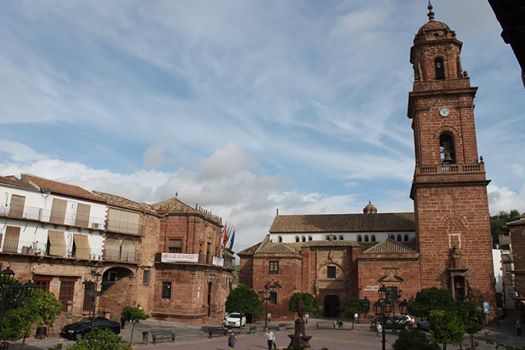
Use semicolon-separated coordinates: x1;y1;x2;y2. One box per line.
287;318;312;349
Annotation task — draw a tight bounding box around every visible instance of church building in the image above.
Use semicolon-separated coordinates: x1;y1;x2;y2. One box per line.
239;4;496;320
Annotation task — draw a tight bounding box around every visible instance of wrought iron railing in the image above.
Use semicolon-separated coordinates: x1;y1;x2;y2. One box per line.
0;204;143;235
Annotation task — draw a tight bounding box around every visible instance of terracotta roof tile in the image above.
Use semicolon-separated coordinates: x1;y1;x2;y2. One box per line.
21;174;103;202
362;239;417;254
93;191;157;214
269;213;415;233
237;242;261;256
152;197;222;225
0;175;38;191
253;236;300;256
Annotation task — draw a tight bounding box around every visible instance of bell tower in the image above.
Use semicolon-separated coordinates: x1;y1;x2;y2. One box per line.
408;3;495;306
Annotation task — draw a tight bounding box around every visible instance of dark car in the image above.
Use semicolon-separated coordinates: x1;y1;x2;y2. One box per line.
60;317;120;340
373;315;414;330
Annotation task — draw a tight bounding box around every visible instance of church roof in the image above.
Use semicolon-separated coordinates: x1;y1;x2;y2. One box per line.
362;239;417;254
269;212;415;233
152;197;222;225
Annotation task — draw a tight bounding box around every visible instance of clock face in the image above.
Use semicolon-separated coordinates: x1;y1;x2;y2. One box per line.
439;107;450;117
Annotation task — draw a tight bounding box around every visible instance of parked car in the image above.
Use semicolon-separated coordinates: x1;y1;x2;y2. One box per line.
60;317;121;340
417;317;430;331
224;313;246;328
373;315;414;330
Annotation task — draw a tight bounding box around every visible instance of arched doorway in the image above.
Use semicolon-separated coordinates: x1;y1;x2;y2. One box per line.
323;295;340;318
97;266;135;320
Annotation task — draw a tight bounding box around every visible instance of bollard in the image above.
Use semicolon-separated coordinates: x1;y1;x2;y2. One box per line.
142;331;149;345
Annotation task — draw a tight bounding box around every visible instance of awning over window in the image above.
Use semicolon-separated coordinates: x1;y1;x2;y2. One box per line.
73;234;91;260
48;230;66;257
121;240;136;262
104;238;121;261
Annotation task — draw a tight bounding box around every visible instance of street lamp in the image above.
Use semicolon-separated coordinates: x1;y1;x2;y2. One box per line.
399;299;409;315
258;281;281;329
374;285;392;350
82;263;103;328
0;266;35;319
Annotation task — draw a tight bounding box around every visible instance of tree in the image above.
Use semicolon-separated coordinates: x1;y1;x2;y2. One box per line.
288;293;320;314
68;328;131;350
0;287;61;342
343;297;368;317
490;210;521;247
122;306;148;345
410;288;455;317
393;329;439;350
429;310;465;350
225;283;263;316
457;302;483;350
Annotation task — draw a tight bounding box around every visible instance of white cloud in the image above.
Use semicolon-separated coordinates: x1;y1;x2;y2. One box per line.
488;183;525;215
0;139;48;162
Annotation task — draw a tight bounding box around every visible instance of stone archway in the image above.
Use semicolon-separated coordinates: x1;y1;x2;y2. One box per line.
323;295;340;318
97;266;136;321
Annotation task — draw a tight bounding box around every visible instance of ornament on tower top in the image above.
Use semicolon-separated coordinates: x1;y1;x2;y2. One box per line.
363;201;378;214
427;1;435;21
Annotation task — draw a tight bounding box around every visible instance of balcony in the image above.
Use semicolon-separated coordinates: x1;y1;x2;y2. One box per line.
0;238;102;260
416;162;485;175
0;204;105;230
0;204;143;236
103;248;141;264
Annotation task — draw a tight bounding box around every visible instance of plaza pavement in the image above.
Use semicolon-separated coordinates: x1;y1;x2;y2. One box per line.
7;312;525;349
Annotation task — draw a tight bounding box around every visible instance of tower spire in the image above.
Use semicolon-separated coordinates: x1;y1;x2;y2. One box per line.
427;1;435;21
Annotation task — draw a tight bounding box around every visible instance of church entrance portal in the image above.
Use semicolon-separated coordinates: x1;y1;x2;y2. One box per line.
323;295;340;318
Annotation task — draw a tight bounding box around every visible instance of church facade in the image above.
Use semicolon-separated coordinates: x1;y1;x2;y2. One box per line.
239;6;496;320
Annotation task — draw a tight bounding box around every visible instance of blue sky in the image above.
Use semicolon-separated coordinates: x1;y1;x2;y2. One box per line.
0;0;524;251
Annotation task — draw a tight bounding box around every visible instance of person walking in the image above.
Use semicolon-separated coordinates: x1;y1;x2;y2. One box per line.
227;330;237;349
516;320;522;336
120;312;126;329
376;322;382;336
265;328;276;350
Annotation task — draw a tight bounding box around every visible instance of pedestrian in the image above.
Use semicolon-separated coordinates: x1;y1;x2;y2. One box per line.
227;330;237;350
376;322;382;336
265;328;276;350
120;312;126;329
516;320;522;336
354;312;359;324
305;313;309;325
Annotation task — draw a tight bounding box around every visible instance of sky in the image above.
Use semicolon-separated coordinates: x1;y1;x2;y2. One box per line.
0;0;524;252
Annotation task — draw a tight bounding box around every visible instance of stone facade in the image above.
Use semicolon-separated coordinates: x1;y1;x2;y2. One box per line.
0;176;234;332
509;214;525;321
239;10;497;320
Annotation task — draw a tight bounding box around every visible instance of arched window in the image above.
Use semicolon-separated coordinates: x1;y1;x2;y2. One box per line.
371;235;376;242
278;236;282;243
302;236;306;242
404;234;409;242
308;236;312;241
339;235;344;241
364;235;369;242
326;235;331;241
435;57;445;80
333;235;337;241
397;234;402;242
357;235;362;242
295;236;299;243
389;234;395;240
440;132;456;164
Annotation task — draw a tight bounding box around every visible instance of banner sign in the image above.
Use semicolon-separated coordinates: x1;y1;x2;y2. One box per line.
161;253;198;263
212;256;224;267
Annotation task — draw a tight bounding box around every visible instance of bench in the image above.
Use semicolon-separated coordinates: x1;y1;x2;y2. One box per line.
150;329;175;344
0;342;8;350
208;327;228;338
316;322;335;329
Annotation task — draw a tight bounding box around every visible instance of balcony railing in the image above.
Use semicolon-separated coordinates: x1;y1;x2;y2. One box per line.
417;162;484;175
0;239;140;264
0;204;143;235
103;248;141;263
0;239;103;260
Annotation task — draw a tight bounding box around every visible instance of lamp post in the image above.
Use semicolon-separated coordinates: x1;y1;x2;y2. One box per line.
0;266;35;320
258;281;281;329
82;263;103;328
399;299;409;315
374;285;392;350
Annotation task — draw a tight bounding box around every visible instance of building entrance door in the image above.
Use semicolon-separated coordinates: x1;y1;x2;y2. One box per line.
323;295;340;318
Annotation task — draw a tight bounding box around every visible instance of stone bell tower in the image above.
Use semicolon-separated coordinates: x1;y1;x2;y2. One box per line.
408;3;495;306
